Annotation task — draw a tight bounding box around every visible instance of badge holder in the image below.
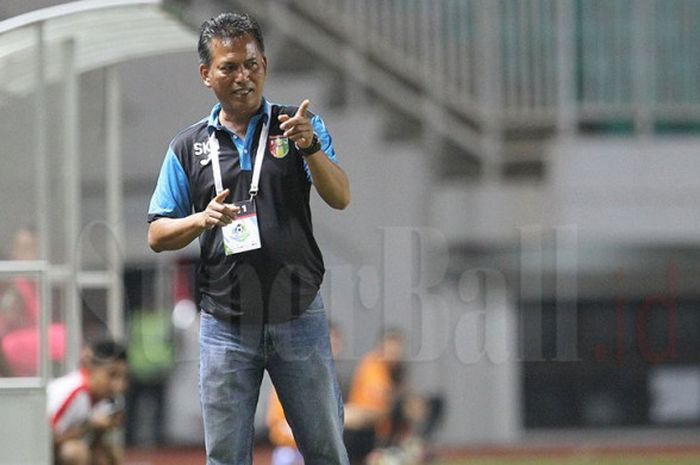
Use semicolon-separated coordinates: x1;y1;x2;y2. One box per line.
209;104;270;255
221;199;260;255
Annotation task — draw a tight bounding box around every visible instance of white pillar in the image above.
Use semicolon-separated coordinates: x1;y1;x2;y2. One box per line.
34;23;49;262
62;38;82;370
633;0;654;136
105;65;125;339
476;0;503;181
556;0;577;137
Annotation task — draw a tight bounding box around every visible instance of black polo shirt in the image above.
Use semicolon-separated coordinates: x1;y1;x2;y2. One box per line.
148;98;338;323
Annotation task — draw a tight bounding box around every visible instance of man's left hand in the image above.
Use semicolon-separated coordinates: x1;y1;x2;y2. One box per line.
279;99;314;150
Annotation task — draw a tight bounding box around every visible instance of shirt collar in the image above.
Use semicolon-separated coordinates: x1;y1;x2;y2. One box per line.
207;98;270;133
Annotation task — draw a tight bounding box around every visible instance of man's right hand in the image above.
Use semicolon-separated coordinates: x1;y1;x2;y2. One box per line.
148;189;241;252
199;189;240;230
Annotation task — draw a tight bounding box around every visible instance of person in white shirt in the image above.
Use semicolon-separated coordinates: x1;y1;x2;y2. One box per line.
48;340;128;465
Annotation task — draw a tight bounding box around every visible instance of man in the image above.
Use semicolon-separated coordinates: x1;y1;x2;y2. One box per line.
125;305;174;446
345;330;443;465
344;329;406;464
147;12;350;465
48;339;128;465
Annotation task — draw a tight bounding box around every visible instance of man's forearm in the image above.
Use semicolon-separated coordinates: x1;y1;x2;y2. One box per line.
305;152;350;210
148;214;206;252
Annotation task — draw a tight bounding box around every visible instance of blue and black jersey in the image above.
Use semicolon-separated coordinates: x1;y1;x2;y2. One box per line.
148;98;338;323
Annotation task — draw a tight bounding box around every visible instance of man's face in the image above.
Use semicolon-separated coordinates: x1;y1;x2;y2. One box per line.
11;229;37;261
88;360;128;400
199;35;267;119
382;336;405;364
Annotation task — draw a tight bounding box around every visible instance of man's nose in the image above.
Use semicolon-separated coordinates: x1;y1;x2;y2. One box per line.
112;379;126;394
234;68;250;82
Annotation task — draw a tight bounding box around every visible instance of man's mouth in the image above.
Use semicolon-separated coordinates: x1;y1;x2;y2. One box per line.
233;88;253;97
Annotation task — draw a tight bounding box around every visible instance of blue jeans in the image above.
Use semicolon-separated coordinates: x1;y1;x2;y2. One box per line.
199;294;349;465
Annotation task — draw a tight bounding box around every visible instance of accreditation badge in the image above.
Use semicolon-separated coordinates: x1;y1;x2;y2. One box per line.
222;199;261;255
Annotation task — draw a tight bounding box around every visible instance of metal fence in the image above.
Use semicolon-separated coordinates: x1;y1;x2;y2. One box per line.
289;0;700;133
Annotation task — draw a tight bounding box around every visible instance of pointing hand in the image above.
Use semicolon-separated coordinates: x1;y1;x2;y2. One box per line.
278;99;314;150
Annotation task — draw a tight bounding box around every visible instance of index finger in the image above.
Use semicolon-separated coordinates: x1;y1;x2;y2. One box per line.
295;99;310;118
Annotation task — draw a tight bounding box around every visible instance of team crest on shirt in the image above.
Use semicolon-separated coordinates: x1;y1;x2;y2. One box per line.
268;136;289;159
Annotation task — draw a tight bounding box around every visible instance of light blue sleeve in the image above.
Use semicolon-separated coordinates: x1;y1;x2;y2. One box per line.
147;147;192;220
303;114;338;182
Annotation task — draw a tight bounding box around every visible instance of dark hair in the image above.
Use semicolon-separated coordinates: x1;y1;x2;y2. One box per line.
198;12;265;66
89;339;127;365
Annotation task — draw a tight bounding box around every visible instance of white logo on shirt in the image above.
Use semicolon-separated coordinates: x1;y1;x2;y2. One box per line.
193;140;212;156
195;140;214;166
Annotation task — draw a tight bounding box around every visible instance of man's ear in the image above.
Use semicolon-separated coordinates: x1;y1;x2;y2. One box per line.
261;55;268;76
199;63;212;88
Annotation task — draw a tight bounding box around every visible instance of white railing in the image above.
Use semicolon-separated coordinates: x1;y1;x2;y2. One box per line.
288;0;700;133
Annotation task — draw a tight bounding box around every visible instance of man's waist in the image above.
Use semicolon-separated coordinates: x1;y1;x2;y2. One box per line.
199;287;321;323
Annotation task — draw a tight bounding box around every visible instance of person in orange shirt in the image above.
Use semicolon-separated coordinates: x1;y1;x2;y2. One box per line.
346;330;445;465
343;329;406;464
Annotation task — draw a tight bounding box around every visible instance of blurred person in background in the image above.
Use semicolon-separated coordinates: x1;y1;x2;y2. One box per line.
48;339;129;465
125;306;175;447
344;329;444;465
0;226;65;376
125;259;192;446
0;227;41;336
146;11;350;465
